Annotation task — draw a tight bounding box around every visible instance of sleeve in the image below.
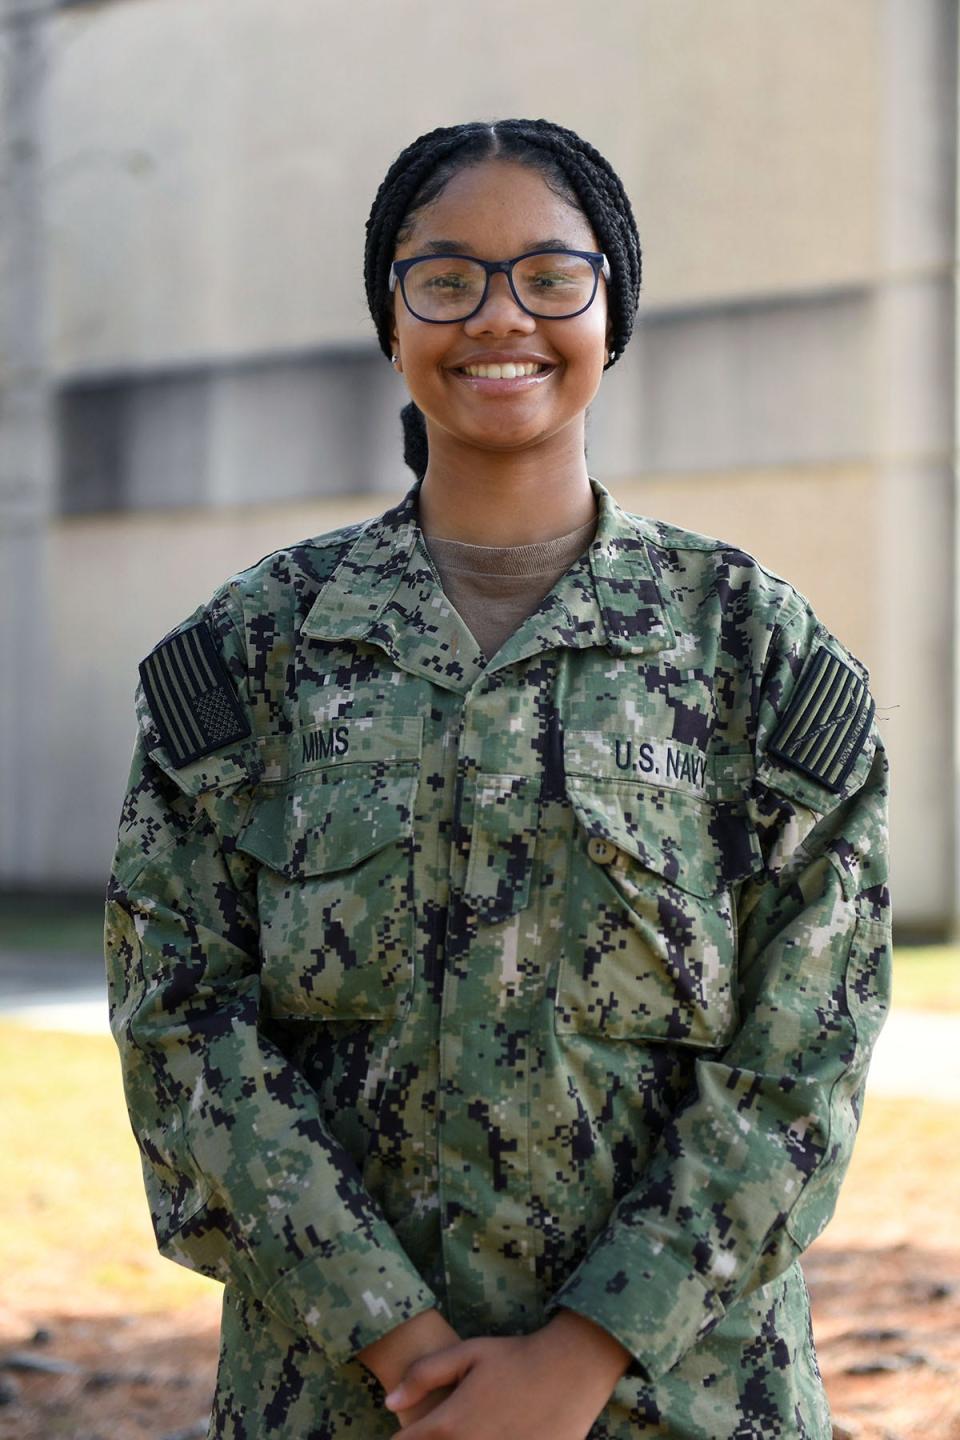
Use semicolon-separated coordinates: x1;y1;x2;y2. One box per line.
541;601;892;1381
104;595;438;1367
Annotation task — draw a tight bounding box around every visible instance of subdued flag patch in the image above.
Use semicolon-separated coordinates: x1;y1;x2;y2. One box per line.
768;645;874;792
139;622;250;767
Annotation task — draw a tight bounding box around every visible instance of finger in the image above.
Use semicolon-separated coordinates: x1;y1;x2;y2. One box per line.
394;1384;457;1429
383;1341;475;1411
393;1389;460;1440
384;1348;466;1411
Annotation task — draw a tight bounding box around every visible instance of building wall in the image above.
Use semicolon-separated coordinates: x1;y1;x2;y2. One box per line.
1;0;953;934
47;0;881;373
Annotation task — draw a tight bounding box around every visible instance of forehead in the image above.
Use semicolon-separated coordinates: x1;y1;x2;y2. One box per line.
395;158;598;256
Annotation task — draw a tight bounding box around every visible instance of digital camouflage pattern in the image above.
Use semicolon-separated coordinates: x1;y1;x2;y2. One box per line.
104;477;892;1439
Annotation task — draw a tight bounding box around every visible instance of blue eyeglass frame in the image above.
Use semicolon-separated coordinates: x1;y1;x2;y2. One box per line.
389;247;611;323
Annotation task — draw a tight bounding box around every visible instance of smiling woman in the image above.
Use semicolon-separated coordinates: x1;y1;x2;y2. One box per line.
364;121;640;543
386;161;609;504
104;118;892;1440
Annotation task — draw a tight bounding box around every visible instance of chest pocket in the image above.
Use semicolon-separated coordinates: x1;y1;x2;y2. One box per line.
236;719;422;1021
556;772;761;1047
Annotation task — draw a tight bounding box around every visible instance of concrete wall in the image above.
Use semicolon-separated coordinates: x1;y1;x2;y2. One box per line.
47;0;881;375
1;0;953;934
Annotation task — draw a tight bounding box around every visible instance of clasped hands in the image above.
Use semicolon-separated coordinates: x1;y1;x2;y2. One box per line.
359;1306;632;1439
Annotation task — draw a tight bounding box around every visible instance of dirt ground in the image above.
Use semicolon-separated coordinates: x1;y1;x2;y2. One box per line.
1;1242;958;1440
0;1295;221;1440
1;1095;957;1439
805;1242;960;1439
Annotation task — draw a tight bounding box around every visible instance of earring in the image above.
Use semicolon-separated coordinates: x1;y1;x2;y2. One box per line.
391;353;399;366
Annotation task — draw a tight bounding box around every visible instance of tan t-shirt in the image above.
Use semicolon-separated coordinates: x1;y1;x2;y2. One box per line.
423;514;598;662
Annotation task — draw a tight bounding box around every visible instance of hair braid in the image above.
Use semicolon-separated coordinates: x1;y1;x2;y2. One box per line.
363;118;643;480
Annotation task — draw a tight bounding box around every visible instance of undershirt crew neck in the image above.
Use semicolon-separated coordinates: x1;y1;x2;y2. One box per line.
422;513;598;662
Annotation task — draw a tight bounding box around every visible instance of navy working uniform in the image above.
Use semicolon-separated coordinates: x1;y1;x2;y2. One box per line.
104;477;892;1438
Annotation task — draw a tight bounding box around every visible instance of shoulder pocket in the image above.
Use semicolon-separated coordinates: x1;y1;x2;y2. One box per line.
557;777;761;1046
237;719;421;1020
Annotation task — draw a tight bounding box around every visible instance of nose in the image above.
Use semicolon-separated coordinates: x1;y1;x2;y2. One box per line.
463;271;536;335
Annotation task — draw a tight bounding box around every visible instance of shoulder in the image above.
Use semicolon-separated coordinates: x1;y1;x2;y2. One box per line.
134;513;376;794
622;507;880;808
211;514;372;628
627;510;811;628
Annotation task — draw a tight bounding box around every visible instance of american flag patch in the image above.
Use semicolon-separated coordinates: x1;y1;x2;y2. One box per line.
139;622;250;768
768;645;874;793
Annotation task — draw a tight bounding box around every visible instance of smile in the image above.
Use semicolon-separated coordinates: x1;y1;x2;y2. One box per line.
450;362;556;392
458;361;549;379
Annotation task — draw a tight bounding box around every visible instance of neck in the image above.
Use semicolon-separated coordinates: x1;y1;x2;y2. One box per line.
417;424;596;546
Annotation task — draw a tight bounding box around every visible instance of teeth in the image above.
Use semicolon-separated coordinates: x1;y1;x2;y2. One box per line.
461;362;545;379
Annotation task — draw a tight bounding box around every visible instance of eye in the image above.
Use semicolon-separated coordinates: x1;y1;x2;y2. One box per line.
529;271;575;289
424;272;470;291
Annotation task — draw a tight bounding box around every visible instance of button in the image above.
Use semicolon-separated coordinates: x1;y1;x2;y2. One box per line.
587;836;617;865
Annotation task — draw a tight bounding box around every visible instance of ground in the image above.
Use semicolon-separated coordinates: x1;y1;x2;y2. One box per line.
801;1098;960;1440
0;930;957;1439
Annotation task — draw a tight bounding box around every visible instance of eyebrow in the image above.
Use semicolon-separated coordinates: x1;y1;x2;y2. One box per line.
417;237;577;255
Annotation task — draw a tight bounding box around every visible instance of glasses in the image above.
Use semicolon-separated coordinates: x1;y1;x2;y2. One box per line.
389;248;611;323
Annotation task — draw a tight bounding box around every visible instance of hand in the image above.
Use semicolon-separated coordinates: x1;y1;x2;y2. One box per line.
356;1307;463;1431
383;1311;632;1440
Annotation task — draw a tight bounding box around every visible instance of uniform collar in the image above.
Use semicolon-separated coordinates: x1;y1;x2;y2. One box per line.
300;477;676;691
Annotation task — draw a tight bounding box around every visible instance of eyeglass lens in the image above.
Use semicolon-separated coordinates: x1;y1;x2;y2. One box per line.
403;253;598;320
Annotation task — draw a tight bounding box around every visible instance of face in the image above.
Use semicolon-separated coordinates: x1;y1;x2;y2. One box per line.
389;159;611;462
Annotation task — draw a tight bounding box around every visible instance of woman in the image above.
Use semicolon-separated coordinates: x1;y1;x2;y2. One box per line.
105;118;892;1440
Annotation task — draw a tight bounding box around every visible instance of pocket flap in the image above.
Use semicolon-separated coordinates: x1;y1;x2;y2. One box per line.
565;776;761;897
238;760;419;878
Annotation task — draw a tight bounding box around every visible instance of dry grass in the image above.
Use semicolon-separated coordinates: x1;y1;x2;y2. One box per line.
818;1094;960;1251
1;1024;217;1322
892;945;960;1012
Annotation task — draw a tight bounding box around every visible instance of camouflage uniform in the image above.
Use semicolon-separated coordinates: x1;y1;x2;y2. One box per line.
105;477;891;1439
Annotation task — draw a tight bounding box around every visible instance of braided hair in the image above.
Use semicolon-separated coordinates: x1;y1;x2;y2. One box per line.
363;119;642;481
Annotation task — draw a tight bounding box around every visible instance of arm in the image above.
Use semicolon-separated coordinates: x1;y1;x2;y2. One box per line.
105;610;439;1369
539;609;892;1382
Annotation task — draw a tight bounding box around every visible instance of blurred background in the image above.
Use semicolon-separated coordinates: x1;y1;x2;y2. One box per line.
1;2;958;1438
1;0;956;937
